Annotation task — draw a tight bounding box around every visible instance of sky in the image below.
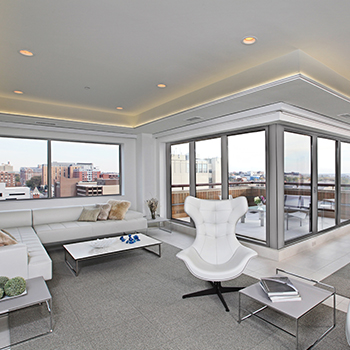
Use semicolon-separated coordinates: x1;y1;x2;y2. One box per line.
172;131;266;172
0;138;119;172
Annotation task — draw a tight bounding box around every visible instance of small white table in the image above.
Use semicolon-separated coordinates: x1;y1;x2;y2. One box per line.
241;205;266;226
238;269;335;350
146;216;172;233
0;277;52;349
64;233;162;276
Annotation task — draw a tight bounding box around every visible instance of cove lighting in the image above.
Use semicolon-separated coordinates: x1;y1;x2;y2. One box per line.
116;107;123;110
13;90;24;94
157;83;167;88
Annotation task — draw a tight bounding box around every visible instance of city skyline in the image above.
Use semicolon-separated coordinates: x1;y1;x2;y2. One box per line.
0;138;119;173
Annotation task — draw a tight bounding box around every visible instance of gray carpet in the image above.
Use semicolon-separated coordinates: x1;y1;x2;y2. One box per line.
6;242;349;350
321;263;350;298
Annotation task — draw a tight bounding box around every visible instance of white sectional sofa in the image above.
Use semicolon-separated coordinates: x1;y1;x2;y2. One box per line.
0;204;147;281
0;209;52;281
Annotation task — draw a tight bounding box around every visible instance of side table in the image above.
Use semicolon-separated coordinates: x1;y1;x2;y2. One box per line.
146;216;172;233
0;276;52;349
238;269;335;350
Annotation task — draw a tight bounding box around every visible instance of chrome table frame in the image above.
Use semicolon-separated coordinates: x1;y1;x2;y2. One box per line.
0;277;52;349
238;269;336;349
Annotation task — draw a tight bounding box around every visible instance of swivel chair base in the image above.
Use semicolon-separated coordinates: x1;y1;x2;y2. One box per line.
182;281;242;312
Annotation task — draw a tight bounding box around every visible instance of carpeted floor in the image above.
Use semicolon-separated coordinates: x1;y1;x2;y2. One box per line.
321;263;350;299
5;242;349;349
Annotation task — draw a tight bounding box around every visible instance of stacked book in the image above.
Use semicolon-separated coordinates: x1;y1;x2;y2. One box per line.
260;276;301;302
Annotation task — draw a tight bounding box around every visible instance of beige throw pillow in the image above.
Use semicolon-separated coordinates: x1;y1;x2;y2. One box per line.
107;200;131;220
0;230;17;247
95;203;111;221
78;207;101;222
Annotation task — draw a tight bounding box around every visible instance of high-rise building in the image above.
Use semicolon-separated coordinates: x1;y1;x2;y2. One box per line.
20;167;42;186
0;162;13;172
0;171;16;187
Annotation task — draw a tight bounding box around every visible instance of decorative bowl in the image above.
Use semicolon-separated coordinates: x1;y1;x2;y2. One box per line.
89;238;117;249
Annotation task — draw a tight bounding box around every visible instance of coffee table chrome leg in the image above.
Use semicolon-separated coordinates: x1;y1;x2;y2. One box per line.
143;244;162;257
46;299;53;333
296;318;298;350
65;250;79;276
75;260;79;276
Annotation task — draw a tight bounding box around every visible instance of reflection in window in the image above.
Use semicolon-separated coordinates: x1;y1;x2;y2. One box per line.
51;141;120;198
318;138;336;230
228;131;266;242
341;142;350;222
171;143;190;222
0;137;47;200
195;138;221;200
284;132;311;241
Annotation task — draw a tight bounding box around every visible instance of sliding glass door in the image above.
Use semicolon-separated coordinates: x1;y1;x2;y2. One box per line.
228;131;266;242
317;138;336;230
170;143;190;222
341;142;350;223
284;132;312;242
195;138;221;200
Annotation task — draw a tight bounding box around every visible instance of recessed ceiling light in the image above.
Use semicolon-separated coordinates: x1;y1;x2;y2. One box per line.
157;83;167;88
13;90;24;94
242;36;257;45
116;107;123;110
19;49;34;57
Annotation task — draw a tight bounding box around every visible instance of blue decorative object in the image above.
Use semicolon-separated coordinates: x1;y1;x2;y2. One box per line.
121;234;140;244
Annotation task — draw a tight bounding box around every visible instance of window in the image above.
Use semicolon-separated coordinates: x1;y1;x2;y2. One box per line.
168;125;350;248
341;142;350;222
51;141;120;198
284;132;312;241
0;136;121;201
195;138;221;199
318;138;336;230
0;137;47;200
228;131;266;242
170;143;190;222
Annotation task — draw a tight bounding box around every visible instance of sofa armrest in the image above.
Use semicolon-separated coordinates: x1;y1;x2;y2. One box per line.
0;244;28;279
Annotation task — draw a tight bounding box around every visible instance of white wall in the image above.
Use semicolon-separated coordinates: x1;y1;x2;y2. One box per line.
136;133;159;216
0;123;140;211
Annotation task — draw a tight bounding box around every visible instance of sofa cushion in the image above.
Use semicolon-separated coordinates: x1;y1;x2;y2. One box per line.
32;206;84;225
78;207;101;222
0;209;32;228
95;203;111;221
108;200;131;220
34;221;93;244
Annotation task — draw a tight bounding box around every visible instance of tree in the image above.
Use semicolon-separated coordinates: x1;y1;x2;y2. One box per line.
26;176;42;190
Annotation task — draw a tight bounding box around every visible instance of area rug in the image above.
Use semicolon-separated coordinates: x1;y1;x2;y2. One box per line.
6;242;348;350
321;263;350;298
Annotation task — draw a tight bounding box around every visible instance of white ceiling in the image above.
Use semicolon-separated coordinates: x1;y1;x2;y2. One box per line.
1;0;350;134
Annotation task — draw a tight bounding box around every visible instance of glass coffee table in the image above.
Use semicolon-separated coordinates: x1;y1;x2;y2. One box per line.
64;233;162;276
238;269;335;349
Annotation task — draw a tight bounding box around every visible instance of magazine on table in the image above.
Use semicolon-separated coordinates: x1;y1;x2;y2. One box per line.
259;276;301;302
